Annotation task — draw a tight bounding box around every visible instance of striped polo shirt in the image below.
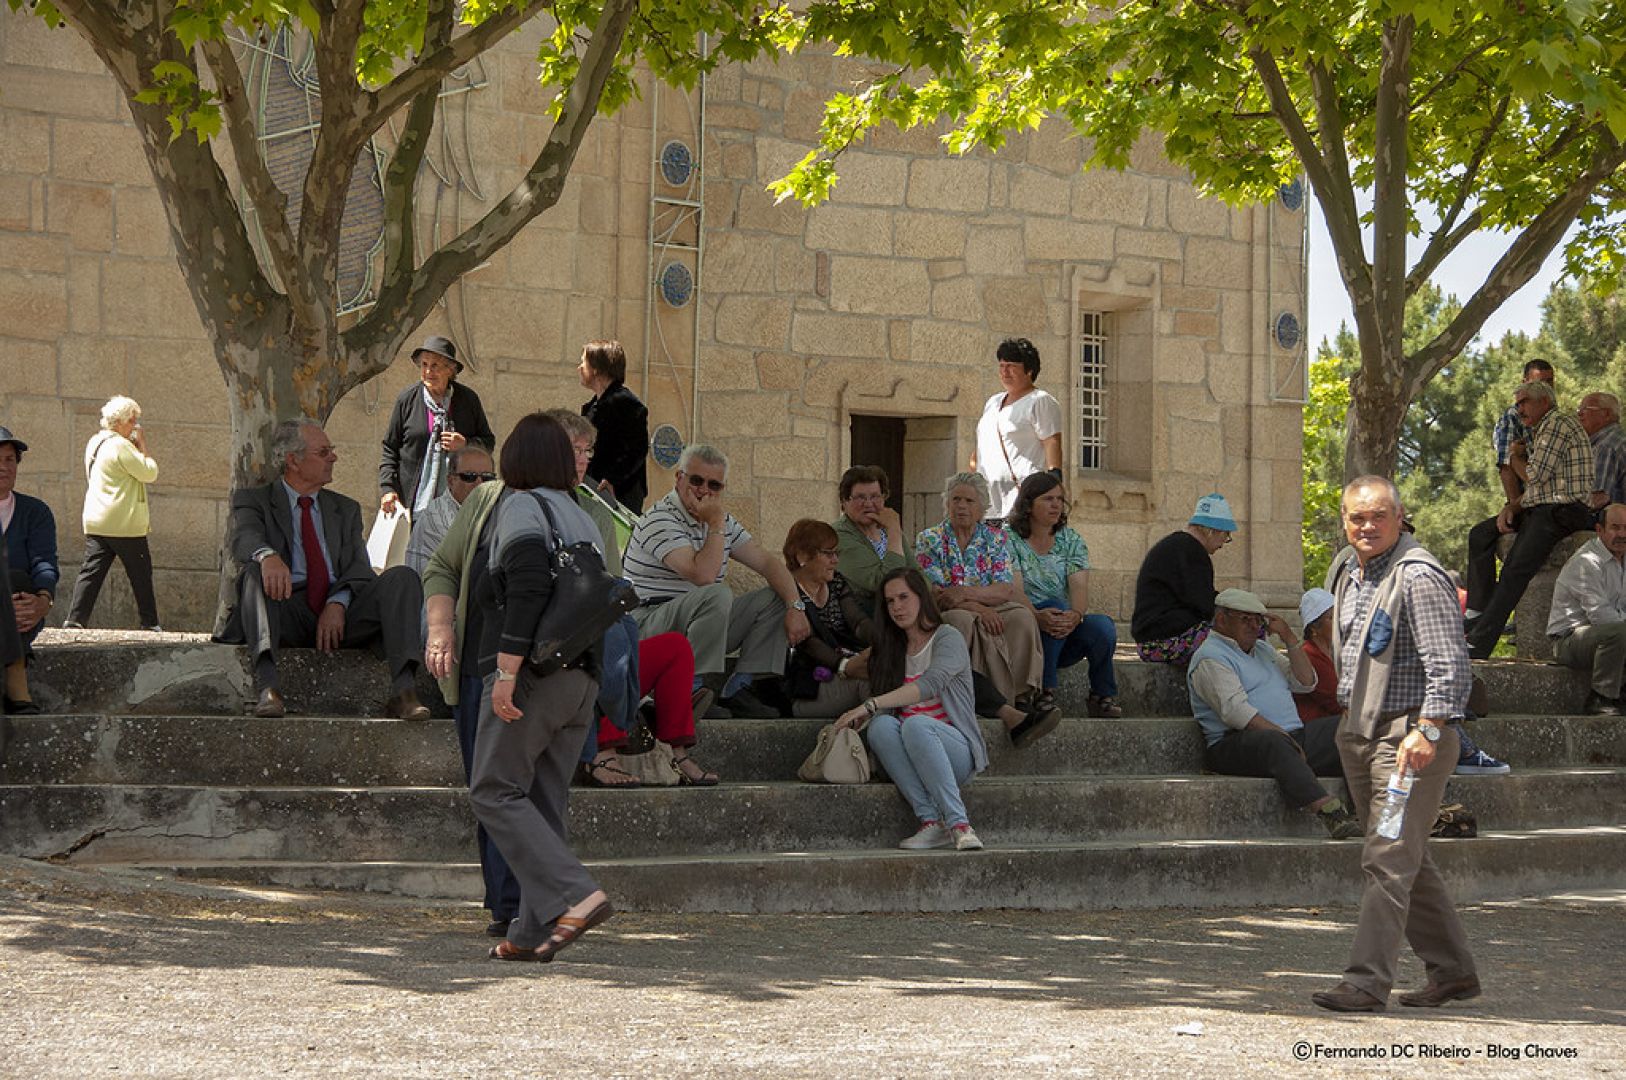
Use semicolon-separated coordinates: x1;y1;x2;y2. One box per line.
623;489;751;602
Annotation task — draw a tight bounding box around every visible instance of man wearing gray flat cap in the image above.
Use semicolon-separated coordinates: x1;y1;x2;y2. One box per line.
1187;587;1361;840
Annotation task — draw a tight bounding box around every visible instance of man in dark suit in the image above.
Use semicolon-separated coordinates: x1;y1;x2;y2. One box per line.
219;420;428;720
0;426;59;657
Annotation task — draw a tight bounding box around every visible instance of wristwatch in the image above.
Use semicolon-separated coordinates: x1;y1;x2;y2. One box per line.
1415;721;1441;743
495;669;517;683
791;598;807;612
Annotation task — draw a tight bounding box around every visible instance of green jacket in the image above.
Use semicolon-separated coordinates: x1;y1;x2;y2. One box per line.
832;513;912;618
421;481;502;706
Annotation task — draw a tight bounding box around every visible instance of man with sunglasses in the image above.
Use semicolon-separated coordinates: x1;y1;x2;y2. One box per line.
404;446;497;576
1187;588;1362;840
623;444;811;717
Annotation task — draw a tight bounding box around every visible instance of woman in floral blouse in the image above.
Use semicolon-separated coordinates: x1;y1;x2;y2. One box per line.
914;472;1043;708
1006;472;1122;718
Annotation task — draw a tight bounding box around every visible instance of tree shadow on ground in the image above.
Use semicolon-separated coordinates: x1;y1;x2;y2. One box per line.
1;864;1622;1033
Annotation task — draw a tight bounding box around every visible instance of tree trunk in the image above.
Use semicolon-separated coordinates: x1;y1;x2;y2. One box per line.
1343;372;1410;481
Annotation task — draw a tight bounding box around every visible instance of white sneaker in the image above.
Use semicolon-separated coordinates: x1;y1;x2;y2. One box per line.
899;823;952;850
952;826;984;851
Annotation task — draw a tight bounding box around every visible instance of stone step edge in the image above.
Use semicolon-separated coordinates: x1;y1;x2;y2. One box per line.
8;767;1622;797
86;823;1626;871
18;712;1621;725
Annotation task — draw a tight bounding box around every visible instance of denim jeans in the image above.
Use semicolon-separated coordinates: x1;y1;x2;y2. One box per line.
1034;598;1119;696
866;713;975;828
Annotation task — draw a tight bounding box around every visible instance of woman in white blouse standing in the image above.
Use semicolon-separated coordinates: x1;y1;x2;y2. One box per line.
971;337;1064;523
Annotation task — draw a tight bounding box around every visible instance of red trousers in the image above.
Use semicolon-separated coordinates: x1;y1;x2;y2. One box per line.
597;632;698;750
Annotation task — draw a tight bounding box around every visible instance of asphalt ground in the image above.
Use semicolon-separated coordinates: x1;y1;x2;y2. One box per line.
0;857;1620;1078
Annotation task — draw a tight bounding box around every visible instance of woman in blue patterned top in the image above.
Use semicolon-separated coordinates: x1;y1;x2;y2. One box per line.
1006;472;1122;718
914;472;1043;709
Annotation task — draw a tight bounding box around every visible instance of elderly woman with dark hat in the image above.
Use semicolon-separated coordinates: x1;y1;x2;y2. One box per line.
379;335;495;517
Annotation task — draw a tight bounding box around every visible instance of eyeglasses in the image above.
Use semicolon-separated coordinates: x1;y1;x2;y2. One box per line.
572;445;594;460
848;493;885;504
684;472;725;493
1226;610;1266;626
818;547;840;557
456;471;496;483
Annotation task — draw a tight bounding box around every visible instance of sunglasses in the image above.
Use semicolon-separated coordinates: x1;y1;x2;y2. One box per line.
456;471;496;483
684;473;725;493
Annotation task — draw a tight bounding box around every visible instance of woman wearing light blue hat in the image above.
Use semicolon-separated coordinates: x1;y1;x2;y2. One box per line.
1293;588;1342;722
1130;492;1236;666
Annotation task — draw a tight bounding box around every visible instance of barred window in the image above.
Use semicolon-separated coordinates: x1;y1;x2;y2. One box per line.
1077;310;1109;470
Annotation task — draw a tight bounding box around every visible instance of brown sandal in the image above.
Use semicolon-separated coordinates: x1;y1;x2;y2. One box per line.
536;899;615;963
488;940;540;962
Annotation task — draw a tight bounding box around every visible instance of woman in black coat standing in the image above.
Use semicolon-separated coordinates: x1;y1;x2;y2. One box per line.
379;335;495;516
577;340;649;513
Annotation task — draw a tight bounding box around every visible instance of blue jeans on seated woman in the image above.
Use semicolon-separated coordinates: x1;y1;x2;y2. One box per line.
1034;598;1118;696
866;713;975;828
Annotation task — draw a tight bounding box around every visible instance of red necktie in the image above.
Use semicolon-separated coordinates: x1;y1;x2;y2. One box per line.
298;495;330;615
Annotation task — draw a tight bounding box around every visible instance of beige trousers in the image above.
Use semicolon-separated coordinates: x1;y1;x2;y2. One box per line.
942;601;1043;705
1336;713;1476;1002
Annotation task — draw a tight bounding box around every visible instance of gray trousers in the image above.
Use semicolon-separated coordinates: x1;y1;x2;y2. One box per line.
1554;622;1626;698
632;582;788;678
791;677;870;718
467;667;600;950
1336;713;1476;1002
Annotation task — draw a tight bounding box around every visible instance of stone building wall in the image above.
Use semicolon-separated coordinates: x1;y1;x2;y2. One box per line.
0;14;1307;632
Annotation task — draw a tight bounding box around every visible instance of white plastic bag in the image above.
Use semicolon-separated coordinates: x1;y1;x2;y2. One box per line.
366;505;411;572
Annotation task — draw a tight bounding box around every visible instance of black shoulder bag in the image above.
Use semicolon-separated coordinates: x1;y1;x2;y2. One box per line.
507;490;639;677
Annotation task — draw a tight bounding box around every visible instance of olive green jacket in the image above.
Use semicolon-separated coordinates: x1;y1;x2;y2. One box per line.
421;481;502;706
832;513;913;618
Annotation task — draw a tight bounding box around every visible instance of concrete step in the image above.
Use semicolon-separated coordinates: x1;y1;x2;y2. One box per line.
96;824;1626;912
6;769;1620;864
5;713;1622;787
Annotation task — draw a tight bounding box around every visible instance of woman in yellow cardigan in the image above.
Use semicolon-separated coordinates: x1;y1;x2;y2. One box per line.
64;396;161;630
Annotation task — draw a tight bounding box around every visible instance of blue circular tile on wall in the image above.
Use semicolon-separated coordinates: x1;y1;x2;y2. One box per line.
660;140;693;187
1279;177;1304;211
1275;311;1301;351
651;424;685;469
660;261;693;307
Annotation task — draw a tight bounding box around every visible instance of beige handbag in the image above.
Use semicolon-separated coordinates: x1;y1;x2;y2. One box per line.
797;724;873;784
618;739;681;786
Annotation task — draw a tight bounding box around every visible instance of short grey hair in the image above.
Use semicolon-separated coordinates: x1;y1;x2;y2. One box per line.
1589;392;1621;421
1516;380;1556;408
678;443;729;477
941;471;991;514
270;419;317;469
1342;474;1404;517
450;444;494;472
99;395;141;430
542;407;595;444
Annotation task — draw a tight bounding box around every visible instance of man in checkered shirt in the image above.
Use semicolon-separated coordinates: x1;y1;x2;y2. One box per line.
1465;379;1595;660
1491;359;1553;503
1577;392;1626;511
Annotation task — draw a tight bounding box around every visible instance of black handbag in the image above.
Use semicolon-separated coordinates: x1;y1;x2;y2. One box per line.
512;490;640;676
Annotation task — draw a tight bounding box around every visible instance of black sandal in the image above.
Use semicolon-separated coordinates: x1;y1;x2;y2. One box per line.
582;759;642;788
671;753;720;786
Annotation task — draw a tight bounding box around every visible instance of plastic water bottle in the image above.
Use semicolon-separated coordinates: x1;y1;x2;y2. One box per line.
1374;767;1414;840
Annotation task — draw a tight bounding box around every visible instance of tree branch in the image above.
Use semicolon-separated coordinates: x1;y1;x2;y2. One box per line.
1405;97;1509;295
1250;48;1375;344
1368;15;1414;378
363;0;550;142
1408;134;1626;391
379;0;455;291
345;0;637;381
199;35;311;320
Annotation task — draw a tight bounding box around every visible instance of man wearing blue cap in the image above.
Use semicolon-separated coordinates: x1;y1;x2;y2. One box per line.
1131;492;1235;666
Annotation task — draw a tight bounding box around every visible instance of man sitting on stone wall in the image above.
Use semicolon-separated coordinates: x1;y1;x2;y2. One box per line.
1187;588;1362;839
1491;359;1554;507
1549;502;1626;715
621;444;810;718
0;426;59;669
216;420;429;720
404;445;497;576
1578;392;1626;513
1465;379;1595;659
